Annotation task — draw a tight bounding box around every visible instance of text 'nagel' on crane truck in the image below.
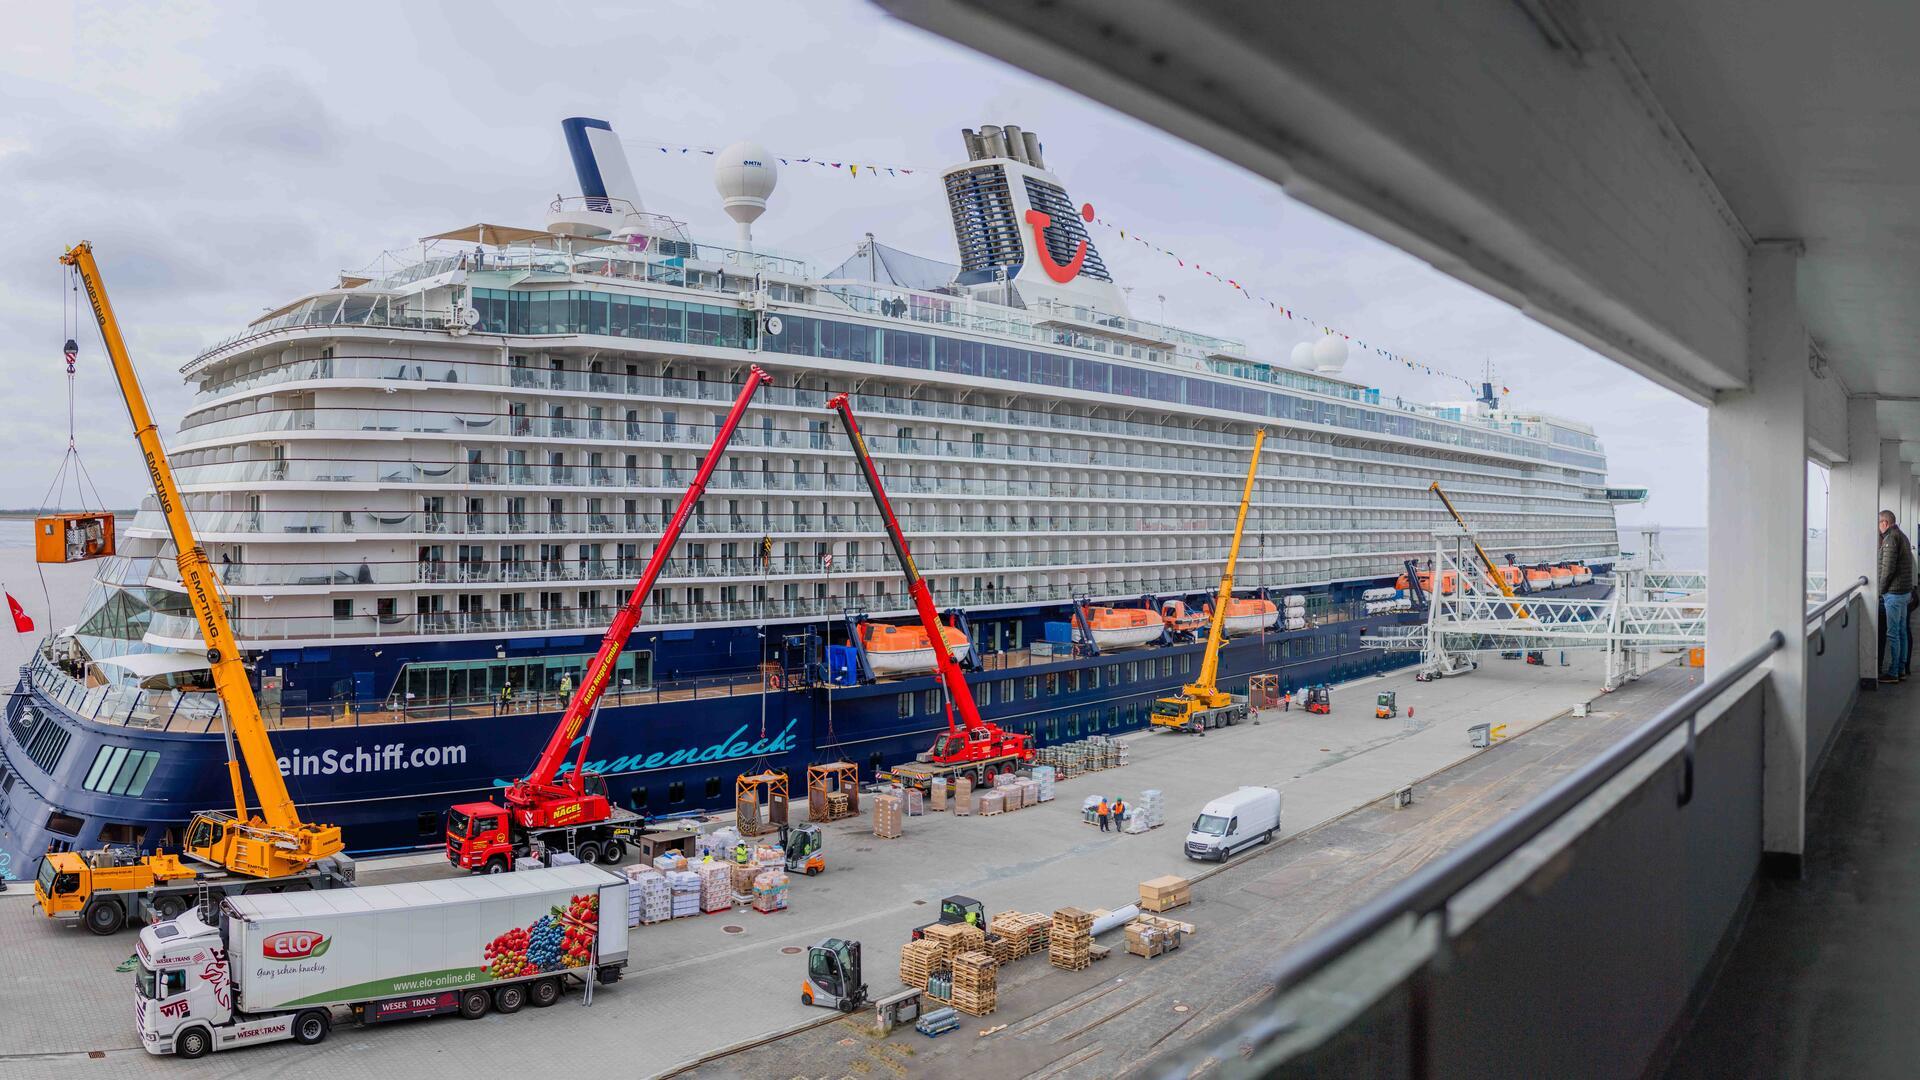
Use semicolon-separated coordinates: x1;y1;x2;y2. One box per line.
134;864;628;1059
35;243;351;935
824;394;1033;793
445;367;773;873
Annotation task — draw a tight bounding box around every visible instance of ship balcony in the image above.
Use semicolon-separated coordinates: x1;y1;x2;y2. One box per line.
184;356;1587;483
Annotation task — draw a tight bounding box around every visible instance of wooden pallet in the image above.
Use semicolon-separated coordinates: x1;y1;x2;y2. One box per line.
899;939;946;990
1049;907;1094;971
950;951;998;1016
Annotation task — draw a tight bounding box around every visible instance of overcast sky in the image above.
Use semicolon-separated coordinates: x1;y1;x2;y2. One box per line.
1;0;1707;526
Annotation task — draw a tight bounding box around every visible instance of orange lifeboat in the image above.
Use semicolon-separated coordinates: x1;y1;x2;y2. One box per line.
858;621;971;677
1081;605;1165;650
1525;568;1554;590
1549;565;1574;588
1207;596;1279;636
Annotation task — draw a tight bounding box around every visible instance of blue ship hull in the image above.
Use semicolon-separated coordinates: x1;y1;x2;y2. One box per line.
0;578;1610;880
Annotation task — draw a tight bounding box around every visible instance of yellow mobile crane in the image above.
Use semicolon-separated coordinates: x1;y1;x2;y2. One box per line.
1427;481;1529;619
35;244;349;935
1151;429;1266;733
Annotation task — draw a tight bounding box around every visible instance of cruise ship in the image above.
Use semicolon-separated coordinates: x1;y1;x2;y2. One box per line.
0;119;1622;875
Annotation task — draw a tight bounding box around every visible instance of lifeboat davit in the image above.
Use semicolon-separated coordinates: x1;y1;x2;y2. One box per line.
1159;599;1208;636
1082;605;1165;650
1402;570;1460;595
858;621;971;676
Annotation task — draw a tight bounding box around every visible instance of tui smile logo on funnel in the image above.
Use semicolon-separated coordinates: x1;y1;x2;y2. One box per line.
1025;202;1096;283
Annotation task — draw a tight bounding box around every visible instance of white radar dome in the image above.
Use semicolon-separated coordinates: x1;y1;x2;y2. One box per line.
1290;341;1316;368
1312;335;1349;373
714;141;779;238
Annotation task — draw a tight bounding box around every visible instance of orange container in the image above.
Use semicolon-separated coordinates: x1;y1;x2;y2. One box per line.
1687;647;1705;668
34;513;116;564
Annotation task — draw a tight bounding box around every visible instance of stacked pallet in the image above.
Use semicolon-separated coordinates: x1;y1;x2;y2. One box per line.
667;870;701;918
825;791;850;819
1139;875;1191;913
978;789;1007;816
950;950;998;1016
988;911;1050;958
1049;907;1094;970
899;938;946;991
922;922;986;968
1138;788;1166;828
954;777;973;816
1032;765;1057;801
1125;918;1182;958
873;793;904;838
751;869;789;913
905;787;925;816
697;861;733;913
929;780;946;812
988;933;1018;966
626;867;671;926
729;860;761;894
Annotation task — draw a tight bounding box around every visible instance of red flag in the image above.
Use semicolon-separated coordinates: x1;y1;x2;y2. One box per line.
6;592;32;634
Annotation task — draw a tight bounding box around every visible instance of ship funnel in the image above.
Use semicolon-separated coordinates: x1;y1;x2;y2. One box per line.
1003;125;1029;164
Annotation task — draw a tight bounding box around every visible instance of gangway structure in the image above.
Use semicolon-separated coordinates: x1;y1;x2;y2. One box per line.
1363;532;1706;690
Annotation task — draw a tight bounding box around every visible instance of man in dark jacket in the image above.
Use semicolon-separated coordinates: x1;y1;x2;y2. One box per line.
1879;510;1914;682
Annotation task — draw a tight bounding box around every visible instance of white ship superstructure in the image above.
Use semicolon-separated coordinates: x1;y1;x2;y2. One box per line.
75;119;1619;693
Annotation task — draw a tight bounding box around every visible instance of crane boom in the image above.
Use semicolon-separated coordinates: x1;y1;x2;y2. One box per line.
505;366;773;826
61;242;341;871
825;394;985;742
1428;481;1529;619
1192;428;1265;693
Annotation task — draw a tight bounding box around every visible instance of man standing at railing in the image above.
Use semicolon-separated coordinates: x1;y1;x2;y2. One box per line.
1878;510;1913;683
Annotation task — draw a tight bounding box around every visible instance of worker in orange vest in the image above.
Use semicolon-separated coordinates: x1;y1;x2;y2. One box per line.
1096;798;1111;832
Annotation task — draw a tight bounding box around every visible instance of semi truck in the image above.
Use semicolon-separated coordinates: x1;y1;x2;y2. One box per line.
133;864;628;1058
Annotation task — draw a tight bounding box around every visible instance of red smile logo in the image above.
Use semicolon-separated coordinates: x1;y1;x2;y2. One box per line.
1024;202;1096;283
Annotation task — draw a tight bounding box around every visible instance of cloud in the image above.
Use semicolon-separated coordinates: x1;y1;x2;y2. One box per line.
0;0;1704;532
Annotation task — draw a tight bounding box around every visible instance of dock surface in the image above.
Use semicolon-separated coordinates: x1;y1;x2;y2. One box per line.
0;651;1690;1078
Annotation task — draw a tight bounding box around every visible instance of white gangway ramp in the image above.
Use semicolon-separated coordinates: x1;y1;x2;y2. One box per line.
1362;534;1706;689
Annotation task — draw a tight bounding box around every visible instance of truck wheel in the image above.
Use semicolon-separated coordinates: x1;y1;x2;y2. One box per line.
457;988;491;1019
175;1027;211;1059
493;984;527;1014
84;899;126;935
528;978;562;1008
152;895;188;922
575;841;603;864
293;1009;331;1044
602;838;626;864
482;856;510;875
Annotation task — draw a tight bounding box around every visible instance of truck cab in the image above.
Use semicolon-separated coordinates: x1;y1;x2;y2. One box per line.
33;853;86;917
447;801;516;873
134;909;324;1057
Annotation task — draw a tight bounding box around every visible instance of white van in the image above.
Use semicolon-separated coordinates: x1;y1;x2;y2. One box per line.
1184;786;1282;862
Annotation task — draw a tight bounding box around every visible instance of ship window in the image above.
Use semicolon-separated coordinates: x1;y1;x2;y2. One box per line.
332;599;352;621
1065;670;1080;693
83;745;121;791
705;776;721;800
1044;673;1057;696
975;681;990;706
1024;676;1037;700
1066;713;1079;738
897;694;912;718
1106;707;1118;730
416;811;441;837
922;690;939;715
1044;717;1057;741
668;781;686;804
630;787;648;810
46;812;84;836
1159;657;1172;678
999;680;1013;703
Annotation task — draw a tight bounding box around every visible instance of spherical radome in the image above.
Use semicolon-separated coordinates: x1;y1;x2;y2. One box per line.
1290;341;1315;368
1312;335;1349;372
713;141;779;225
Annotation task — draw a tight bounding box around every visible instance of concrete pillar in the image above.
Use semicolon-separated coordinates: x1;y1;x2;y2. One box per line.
1707;242;1807;872
1828;400;1880;681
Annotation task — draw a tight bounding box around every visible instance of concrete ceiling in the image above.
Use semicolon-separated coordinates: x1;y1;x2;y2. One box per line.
1599;1;1920;426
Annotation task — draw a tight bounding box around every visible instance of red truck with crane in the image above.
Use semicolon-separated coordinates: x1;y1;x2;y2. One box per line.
824;394;1033;792
446;367;774;872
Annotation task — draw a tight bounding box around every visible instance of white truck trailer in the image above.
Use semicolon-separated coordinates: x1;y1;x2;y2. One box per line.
133;864;628;1058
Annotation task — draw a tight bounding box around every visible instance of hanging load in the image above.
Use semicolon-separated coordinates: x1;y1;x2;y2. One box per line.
34;337;116;563
34;512;114;564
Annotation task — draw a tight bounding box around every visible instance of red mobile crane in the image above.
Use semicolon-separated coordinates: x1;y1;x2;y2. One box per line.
825;394;1032;791
447;366;774;872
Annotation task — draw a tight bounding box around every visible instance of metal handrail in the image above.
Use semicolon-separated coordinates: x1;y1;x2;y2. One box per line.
1806;575;1870;625
1171;624;1804;1075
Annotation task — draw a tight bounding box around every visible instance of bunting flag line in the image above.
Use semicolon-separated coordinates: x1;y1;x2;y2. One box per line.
620;138;929;178
1086;215;1506;396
